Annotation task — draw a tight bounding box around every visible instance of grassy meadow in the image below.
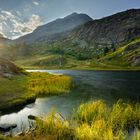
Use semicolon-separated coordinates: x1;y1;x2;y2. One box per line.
0;72;72;114
2;100;140;140
9;37;140;71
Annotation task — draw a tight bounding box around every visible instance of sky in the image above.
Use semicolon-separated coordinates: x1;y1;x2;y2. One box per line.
0;0;140;39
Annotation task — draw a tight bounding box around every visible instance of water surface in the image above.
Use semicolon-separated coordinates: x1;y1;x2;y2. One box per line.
0;70;140;133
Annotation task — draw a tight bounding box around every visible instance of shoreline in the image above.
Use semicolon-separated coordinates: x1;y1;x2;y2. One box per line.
0;72;72;115
0;95;36;115
0;68;139;115
23;66;140;71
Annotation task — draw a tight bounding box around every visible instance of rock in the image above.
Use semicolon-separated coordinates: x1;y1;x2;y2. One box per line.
131;56;140;66
28;113;65;123
0;58;24;77
2;73;12;79
0;123;17;132
54;112;65;123
28;113;66;128
15;132;24;137
28;115;39;120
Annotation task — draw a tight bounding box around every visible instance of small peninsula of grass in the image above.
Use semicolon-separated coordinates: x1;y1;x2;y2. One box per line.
0;72;72;114
3;100;140;140
27;72;72;96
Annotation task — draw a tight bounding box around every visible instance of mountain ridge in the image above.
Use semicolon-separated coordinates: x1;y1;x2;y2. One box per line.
16;12;93;43
1;9;140;69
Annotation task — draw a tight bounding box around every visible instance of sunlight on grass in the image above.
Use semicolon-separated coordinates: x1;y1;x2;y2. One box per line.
34;110;75;140
73;100;140;140
27;72;72;96
5;100;140;140
73;100;109;125
0;72;72;113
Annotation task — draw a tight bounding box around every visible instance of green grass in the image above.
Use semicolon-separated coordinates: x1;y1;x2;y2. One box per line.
15;54;92;70
90;38;140;70
0;72;72;114
4;100;140;140
0;75;32;113
11;38;140;71
15;55;66;68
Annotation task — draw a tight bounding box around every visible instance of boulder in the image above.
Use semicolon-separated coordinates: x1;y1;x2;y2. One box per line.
0;123;17;132
28;113;66;126
28;115;39;120
28;113;65;123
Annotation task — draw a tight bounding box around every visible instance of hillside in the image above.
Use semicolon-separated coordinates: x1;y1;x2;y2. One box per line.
2;9;140;70
16;13;93;43
90;38;140;70
0;58;23;77
0;34;12;47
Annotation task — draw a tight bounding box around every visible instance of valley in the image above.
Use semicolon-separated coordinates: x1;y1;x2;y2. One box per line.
0;5;140;140
0;9;140;70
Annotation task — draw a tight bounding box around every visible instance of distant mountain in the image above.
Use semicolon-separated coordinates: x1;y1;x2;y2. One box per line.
71;9;140;47
4;9;140;69
16;12;93;43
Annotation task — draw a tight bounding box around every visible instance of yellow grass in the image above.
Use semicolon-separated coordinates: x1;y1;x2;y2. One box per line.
27;72;72;96
5;100;140;140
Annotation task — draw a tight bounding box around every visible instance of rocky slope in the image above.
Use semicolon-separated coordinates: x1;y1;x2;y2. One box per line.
0;58;23;77
90;38;140;69
75;9;139;43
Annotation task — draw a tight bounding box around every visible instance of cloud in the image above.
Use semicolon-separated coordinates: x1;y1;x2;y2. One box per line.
26;14;43;31
33;1;39;6
1;10;14;18
16;11;22;16
0;10;43;39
